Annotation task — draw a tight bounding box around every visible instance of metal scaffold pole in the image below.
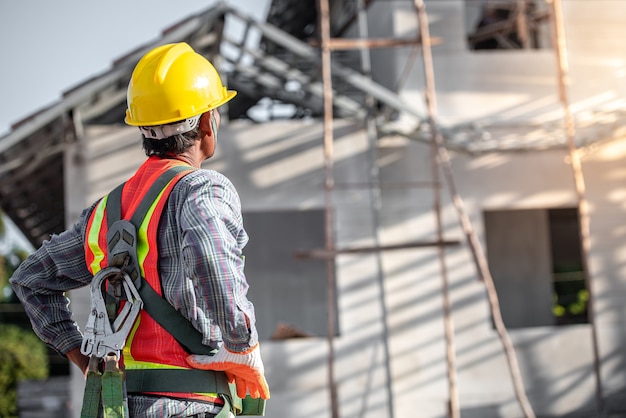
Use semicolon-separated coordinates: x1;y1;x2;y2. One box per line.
318;0;340;417
410;1;460;417
355;0;395;416
547;0;605;416
413;1;536;417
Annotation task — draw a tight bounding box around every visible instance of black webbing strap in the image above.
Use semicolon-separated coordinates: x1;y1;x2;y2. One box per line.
125;368;231;394
104;165;217;355
138;283;217;355
105;183;125;230
126;370;237;417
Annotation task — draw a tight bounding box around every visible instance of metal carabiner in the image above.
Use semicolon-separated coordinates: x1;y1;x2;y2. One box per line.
80;266;143;359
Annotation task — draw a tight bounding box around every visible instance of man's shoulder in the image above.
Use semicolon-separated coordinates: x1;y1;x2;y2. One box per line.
179;168;233;186
173;169;238;196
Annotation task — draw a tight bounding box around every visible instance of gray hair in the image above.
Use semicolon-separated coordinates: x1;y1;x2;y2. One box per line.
142;124;201;157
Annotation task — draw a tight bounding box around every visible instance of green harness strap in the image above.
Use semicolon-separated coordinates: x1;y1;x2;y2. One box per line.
82;369;237;418
81;356;129;418
101;371;126;417
81;371;102;418
105;165;217;356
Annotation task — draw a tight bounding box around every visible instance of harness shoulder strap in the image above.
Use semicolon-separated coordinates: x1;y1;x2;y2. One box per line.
106;164;192;230
105;165;216;356
139;283;217;355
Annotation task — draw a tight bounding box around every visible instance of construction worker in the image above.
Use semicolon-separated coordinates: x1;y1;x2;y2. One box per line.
10;42;269;417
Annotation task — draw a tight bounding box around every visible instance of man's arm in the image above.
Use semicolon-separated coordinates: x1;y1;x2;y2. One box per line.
179;172;269;399
178;171;258;351
9;206;95;359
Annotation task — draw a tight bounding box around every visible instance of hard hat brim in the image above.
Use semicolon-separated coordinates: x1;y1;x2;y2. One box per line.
125;90;238;127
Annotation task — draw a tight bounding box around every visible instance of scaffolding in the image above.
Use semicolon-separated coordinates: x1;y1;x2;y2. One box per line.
311;0;603;417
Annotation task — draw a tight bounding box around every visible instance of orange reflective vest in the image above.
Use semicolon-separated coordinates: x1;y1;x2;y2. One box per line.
84;156;221;403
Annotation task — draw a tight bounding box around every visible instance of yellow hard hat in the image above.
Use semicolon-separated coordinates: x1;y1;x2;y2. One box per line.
125;42;236;127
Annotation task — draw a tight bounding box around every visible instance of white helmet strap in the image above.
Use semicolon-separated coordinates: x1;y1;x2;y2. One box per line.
139;115;201;140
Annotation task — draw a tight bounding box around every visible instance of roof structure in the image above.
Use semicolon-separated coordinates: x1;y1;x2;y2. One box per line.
1;1;624;247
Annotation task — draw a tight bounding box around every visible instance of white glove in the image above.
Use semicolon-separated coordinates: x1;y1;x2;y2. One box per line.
186;343;270;399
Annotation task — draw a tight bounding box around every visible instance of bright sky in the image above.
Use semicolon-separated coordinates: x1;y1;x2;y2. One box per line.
0;0;270;136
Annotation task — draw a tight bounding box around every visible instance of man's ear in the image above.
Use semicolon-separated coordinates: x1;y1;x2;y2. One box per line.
199;112;213;135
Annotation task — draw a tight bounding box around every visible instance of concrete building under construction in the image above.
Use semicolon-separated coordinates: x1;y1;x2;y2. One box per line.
1;1;626;417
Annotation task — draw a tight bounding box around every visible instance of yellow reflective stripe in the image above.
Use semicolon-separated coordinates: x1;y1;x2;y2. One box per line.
125;361;187;371
122;315;141;364
136;184;171;277
87;197;108;274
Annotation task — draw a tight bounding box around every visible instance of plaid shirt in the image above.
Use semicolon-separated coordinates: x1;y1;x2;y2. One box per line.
10;167;258;357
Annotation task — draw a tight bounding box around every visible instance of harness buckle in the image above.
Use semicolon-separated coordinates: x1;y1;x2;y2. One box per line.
80;266;143;359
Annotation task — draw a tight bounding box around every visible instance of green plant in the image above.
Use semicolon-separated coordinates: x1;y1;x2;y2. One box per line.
0;324;49;417
0;250;28;303
0;211;31;303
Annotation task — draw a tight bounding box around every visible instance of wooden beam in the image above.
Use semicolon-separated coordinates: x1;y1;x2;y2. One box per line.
293;239;461;259
310;36;442;50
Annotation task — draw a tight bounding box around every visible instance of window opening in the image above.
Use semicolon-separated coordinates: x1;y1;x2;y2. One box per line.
484;207;587;328
242;209;338;339
549;208;588;326
466;0;551;50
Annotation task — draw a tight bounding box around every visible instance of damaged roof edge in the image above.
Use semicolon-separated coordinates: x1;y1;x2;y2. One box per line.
0;3;231;154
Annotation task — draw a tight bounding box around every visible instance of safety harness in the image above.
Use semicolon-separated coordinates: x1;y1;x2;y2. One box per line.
80;165;239;418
